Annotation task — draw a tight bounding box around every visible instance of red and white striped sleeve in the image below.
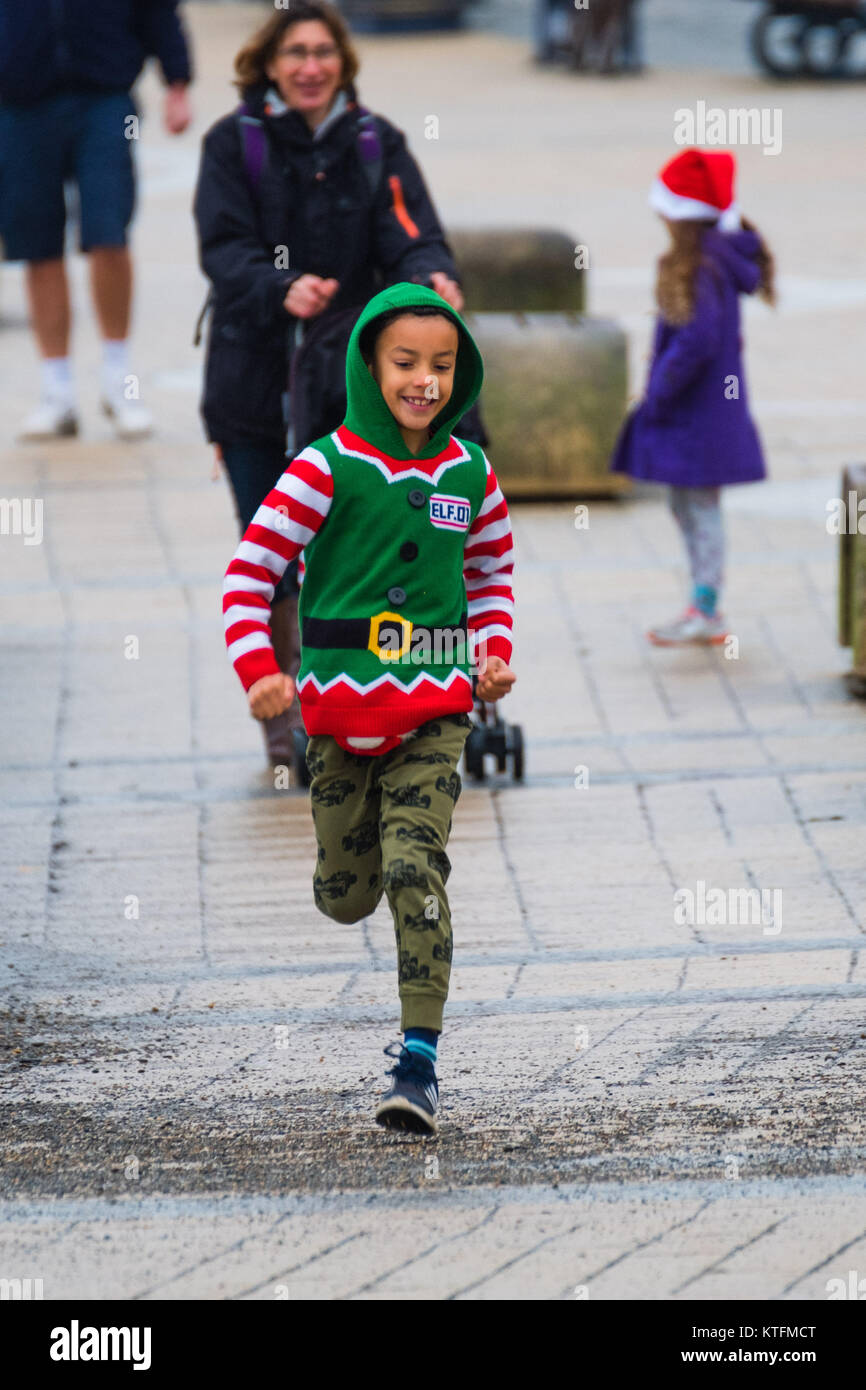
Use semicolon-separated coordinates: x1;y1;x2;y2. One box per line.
223;446;333;691
463;455;514;665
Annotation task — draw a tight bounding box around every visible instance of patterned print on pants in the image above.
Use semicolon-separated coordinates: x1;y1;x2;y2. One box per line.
307;713;472;1032
669;485;724;592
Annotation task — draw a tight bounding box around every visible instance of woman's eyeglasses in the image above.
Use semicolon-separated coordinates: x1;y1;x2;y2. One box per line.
276;44;340;66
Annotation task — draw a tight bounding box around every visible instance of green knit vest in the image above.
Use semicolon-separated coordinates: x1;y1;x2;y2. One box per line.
297;437;488;691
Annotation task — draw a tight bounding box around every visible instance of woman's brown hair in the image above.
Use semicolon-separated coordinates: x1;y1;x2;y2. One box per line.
655;218;776;326
233;2;360;96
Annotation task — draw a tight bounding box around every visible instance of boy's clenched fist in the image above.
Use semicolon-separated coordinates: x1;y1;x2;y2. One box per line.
476;655;516;703
248;672;295;720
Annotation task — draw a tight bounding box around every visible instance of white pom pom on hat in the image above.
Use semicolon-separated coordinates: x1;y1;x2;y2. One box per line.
650;148;741;231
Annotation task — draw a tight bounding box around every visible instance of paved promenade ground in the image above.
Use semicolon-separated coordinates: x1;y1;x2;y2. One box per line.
1;4;865;1299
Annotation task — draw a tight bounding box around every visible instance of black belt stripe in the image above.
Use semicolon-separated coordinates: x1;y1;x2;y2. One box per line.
302;612;469;650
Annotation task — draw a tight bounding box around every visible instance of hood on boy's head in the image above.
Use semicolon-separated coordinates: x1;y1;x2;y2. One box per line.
343;282;484;460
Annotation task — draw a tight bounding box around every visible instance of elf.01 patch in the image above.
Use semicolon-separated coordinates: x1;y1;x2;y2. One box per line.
429;493;471;532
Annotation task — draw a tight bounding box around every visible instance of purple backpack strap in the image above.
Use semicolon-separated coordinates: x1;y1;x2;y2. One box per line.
237;100;382;200
354;105;384;195
236;102;267;195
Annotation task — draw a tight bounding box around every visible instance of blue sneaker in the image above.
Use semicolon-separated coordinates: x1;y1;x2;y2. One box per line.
375;1042;439;1136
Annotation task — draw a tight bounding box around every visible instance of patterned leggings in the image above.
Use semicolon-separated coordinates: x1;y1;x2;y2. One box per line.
669;486;724;593
306;713;472;1033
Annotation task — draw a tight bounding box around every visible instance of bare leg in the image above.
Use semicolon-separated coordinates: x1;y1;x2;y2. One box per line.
89;246;132;341
17;258;80;436
25;259;71;359
89;245;152;436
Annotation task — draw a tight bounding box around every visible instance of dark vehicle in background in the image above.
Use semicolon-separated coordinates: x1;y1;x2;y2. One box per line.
743;0;866;77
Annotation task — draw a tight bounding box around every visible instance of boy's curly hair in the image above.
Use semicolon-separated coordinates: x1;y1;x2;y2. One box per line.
656;218;776;326
359;306;457;365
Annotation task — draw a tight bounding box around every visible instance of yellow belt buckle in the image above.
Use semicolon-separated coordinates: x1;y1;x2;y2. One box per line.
368;609;413;661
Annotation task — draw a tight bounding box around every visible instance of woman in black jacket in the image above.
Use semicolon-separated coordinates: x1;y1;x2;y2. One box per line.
194;1;464;767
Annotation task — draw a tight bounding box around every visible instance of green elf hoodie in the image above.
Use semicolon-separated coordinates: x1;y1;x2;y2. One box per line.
223;282;515;754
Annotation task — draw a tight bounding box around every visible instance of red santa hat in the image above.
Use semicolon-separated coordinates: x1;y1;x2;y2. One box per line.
649;149;740;231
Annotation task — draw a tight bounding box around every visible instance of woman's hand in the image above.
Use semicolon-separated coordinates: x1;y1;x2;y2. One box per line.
430;272;464;313
284;275;340;319
248;672;295;720
476;655;516;702
164;83;192;135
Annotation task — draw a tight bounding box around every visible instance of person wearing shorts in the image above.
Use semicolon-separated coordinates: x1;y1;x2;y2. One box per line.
0;1;193;441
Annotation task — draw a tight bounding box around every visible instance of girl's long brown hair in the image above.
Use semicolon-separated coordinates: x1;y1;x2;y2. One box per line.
655;217;776;325
233;2;360;96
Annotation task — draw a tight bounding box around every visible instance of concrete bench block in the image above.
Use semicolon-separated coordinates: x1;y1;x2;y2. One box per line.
465;311;629;498
450;228;585;313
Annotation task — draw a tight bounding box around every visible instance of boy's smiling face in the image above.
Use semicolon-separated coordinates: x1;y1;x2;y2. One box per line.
368;314;458;455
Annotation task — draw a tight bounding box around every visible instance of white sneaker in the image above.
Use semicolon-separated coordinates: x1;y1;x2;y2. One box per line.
648;606;728;647
101;385;152;440
17;397;79;442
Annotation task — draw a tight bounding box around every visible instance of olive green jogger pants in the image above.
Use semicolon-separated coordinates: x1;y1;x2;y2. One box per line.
306;713;472;1032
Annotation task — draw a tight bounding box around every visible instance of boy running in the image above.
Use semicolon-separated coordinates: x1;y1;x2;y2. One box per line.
223;282;515;1134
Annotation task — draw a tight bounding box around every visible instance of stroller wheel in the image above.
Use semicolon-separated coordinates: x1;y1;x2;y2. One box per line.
292;726;311;788
510;724;525;783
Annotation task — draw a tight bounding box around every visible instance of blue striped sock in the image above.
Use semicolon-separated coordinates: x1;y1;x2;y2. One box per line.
403;1027;438;1067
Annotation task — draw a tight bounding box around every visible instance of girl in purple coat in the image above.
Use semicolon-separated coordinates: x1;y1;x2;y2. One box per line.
611;149;775;645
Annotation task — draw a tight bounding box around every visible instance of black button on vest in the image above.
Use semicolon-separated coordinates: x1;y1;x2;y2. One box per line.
408;489;426;508
399;541;419;562
387;586;407;606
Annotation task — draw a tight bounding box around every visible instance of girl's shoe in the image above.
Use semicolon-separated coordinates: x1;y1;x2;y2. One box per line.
375;1042;439;1136
648;606;728;646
